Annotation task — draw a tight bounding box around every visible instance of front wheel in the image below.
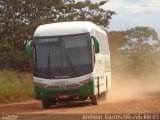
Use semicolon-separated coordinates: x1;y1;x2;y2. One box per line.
42;99;56;108
90;95;99;105
42;99;50;108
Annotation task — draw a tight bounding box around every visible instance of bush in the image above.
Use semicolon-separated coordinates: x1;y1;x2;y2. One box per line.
0;70;34;104
0;50;33;72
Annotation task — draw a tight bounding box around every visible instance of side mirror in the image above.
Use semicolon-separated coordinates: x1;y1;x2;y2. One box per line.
25;40;33;58
91;36;99;53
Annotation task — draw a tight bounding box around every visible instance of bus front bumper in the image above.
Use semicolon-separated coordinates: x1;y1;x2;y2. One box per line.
34;81;94;100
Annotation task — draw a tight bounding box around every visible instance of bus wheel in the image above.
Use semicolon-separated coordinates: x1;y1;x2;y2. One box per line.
42;99;50;108
90;95;99;105
42;99;56;108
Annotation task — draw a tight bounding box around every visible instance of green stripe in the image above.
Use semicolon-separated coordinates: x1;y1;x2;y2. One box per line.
34;81;94;99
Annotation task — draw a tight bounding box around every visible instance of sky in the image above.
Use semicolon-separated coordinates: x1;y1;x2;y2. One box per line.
76;0;160;35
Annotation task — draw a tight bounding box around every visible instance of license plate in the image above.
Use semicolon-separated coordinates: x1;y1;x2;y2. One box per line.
59;95;69;99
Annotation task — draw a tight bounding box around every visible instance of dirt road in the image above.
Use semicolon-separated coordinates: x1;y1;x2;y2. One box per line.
0;97;160;114
0;96;160;120
0;73;160;120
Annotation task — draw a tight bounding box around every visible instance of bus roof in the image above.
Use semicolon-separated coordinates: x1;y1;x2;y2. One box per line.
34;21;106;37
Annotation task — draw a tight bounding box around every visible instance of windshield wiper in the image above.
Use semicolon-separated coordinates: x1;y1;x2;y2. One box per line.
66;49;78;76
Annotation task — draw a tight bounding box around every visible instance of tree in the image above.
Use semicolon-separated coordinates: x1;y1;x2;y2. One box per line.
120;26;160;73
0;0;115;50
108;31;126;70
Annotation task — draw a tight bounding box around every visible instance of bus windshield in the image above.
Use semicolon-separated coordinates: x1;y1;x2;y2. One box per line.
34;34;92;79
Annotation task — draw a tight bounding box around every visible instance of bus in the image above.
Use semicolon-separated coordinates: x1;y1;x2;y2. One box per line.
25;21;111;108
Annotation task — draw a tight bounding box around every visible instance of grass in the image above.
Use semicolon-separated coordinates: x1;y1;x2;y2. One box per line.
0;70;34;104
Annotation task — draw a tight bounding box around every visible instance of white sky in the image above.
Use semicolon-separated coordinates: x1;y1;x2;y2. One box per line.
76;0;160;35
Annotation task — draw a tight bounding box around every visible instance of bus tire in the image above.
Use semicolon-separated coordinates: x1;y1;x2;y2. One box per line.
90;95;98;105
42;99;50;108
42;99;56;108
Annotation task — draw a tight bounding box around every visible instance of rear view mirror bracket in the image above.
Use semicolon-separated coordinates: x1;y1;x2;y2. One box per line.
25;40;33;58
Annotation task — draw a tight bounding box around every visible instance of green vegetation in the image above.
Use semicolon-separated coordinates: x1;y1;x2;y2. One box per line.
0;70;34;104
0;50;32;71
108;28;160;75
121;27;159;63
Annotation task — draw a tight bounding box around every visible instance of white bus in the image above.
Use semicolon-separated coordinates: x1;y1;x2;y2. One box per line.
25;21;111;108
